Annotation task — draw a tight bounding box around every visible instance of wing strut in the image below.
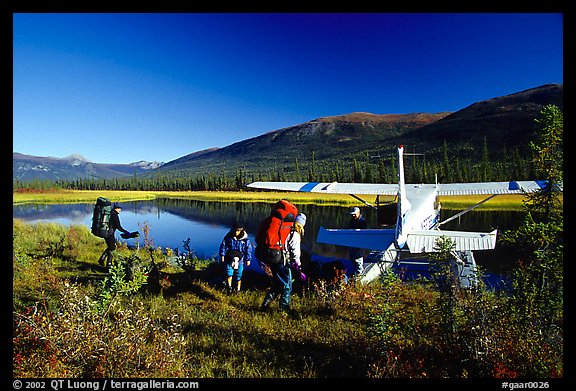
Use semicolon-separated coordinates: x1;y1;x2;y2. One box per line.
438;194;499;227
349;194;377;209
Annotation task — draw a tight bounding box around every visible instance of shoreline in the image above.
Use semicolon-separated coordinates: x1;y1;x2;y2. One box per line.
12;189;544;211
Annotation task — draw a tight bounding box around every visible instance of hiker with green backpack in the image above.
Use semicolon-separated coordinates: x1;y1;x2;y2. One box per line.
93;200;139;269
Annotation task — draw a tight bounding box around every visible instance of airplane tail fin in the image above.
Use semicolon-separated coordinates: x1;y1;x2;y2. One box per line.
395;145;411;247
397;145;411;215
317;227;396;251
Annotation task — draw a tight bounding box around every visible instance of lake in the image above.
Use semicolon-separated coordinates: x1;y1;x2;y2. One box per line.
13;198;525;279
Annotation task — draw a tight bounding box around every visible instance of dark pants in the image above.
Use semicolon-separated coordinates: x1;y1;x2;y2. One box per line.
262;262;292;310
349;247;364;276
98;234;116;267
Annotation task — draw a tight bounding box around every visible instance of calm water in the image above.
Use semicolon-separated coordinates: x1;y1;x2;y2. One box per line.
13;198;524;277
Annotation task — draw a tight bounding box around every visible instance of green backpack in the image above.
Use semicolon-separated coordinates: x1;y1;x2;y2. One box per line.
91;197;113;238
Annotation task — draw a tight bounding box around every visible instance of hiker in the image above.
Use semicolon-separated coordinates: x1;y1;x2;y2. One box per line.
288;213;308;294
261;213;307;312
97;202;136;269
219;221;253;294
348;206;367;278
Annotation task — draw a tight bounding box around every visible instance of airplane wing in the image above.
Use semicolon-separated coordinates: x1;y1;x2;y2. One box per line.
437;180;562;195
317;227;396;251
246;181;399;195
317;227;497;253
405;229;497;253
247;180;563;196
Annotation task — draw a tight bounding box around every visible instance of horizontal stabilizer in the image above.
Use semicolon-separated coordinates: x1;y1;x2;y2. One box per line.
437;180;562;195
406;229;497;253
317;227;396;251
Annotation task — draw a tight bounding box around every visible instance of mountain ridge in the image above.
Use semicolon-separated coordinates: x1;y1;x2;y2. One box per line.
394;83;563;155
13;83;562;182
13;152;165;181
157;111;452;175
151;83;562;178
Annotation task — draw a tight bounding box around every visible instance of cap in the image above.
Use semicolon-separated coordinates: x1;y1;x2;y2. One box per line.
233;221;244;230
113;202;122;209
349;207;360;215
295;213;307;226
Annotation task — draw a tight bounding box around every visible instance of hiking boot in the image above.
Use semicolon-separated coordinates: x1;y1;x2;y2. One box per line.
279;306;301;319
106;256;114;269
261;297;274;311
104;251;114;270
226;285;233;295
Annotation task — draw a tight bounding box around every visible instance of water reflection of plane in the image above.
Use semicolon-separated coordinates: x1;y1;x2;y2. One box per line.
247;145;562;286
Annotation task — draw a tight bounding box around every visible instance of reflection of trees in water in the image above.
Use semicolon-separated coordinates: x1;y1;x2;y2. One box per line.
13;203;94;224
14;199;524;272
149;200;525;262
153;198;270;234
12;200;525;234
153;198;354;258
440;209;524;231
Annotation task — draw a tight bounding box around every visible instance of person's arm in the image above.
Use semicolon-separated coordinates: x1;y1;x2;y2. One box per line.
111;212;129;234
288;233;302;267
219;238;227;263
244;239;253;265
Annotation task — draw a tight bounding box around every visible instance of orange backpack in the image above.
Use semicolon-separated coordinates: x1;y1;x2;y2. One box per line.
255;200;298;264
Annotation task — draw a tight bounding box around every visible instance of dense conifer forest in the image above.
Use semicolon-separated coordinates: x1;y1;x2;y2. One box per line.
14;138;537;192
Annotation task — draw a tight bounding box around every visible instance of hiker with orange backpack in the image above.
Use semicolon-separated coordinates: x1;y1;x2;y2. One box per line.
255;200;299;311
259;210;307;312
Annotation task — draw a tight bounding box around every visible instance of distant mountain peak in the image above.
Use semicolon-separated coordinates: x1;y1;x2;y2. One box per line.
13;152;164;181
128;161;165;170
63;153;92;167
64;153;91;162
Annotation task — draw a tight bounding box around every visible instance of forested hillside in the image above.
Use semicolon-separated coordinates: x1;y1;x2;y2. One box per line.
14;84;562;192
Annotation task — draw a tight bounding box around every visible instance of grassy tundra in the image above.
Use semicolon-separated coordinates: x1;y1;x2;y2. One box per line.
12;189;535;210
12;189;562;378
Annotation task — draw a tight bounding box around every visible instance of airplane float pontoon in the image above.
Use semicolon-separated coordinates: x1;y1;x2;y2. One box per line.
247;145;561;285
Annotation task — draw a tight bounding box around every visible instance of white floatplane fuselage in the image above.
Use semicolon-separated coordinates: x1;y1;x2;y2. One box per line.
246;145;561;284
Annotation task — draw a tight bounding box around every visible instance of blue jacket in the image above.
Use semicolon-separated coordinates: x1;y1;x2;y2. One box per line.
219;230;253;264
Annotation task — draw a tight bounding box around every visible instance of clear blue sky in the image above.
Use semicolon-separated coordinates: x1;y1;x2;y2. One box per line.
13;13;563;164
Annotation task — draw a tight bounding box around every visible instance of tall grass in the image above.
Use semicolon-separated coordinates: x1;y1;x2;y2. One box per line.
13;219;562;378
13;189;536;210
12;190;158;205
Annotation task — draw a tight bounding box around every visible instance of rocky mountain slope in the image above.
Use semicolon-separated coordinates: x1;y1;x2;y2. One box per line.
13;153;164;181
152;83;562;177
14;83;562;182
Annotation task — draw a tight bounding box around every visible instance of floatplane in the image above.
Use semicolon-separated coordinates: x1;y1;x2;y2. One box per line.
247;145;560;286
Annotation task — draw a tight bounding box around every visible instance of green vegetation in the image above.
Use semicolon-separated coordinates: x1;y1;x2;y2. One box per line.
12;106;563;378
13;218;562;378
12;189;157;205
498;104;563;377
13;127;538;194
13;189;535;211
12;189;371;207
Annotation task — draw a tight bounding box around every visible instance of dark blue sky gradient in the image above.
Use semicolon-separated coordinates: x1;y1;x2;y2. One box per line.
13;13;563;164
